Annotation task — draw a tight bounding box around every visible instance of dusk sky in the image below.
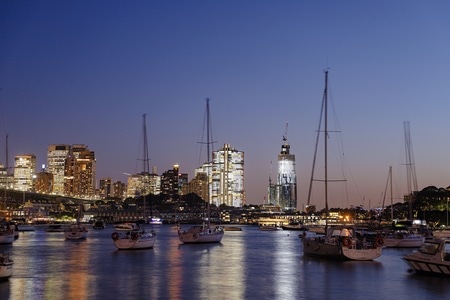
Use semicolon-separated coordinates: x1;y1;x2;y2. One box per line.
1;1;450;210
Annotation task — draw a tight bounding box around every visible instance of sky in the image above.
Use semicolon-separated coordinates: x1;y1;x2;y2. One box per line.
1;1;450;210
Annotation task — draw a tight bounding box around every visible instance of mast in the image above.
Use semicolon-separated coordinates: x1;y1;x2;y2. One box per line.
142;114;150;222
324;70;329;220
390;166;393;221
403;121;417;220
206;98;211;222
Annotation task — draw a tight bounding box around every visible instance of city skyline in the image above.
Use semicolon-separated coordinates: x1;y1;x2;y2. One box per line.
1;1;450;210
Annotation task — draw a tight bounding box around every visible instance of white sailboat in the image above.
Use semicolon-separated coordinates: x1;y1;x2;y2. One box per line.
110;114;156;250
302;70;383;261
111;223;156;250
64;223;88;240
178;98;224;244
381;166;425;248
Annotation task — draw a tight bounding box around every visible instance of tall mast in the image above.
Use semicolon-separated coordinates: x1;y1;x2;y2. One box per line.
142;114;150;174
142;114;150;222
403;121;417;220
324;70;329;218
206;98;211;221
389;166;393;220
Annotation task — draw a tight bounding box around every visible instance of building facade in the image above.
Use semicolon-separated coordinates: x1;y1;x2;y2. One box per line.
275;138;297;210
64;144;96;198
47;144;70;195
13;154;36;191
211;144;245;207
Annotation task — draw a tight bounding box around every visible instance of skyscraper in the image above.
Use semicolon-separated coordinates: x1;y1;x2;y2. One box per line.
276;132;297;211
13;154;36;191
64;144;96;198
212;143;245;207
47;144;70;195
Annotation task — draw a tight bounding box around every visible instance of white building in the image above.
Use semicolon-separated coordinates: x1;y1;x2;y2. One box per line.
47;144;70;195
13;154;36;191
211;143;245;207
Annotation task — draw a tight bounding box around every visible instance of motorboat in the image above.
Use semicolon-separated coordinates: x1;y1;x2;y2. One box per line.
259;225;281;231
64;223;88;240
0;252;13;281
45;224;67;232
149;217;163;225
111;223;156;250
281;222;307;231
403;238;450;276
178;222;224;243
383;230;425;248
17;223;35;232
0;222;14;245
93;219;106;230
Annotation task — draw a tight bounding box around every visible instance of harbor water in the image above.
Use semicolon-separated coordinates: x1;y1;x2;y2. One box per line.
0;225;448;300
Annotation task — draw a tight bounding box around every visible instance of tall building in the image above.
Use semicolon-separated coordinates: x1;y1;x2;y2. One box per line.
112;180;126;199
13;154;36;191
34;168;53;194
212;144;245;207
47;144;70;195
161;164;181;201
126;172;160;198
184;167;208;200
0;163;13;189
275;134;297;211
64;144;96;198
99;177;112;199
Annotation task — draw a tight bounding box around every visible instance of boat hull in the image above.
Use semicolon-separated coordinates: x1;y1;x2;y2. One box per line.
113;233;156;249
0;234;14;245
403;238;450;276
0;253;13;281
178;225;224;243
383;236;425;248
17;224;35;232
64;224;88;240
303;238;382;261
65;231;88;240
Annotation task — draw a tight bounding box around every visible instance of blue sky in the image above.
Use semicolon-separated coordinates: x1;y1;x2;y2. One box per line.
1;1;450;210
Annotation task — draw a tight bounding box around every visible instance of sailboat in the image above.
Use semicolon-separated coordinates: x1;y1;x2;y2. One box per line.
178;98;224;244
111;114;156;249
64;202;88;240
381;166;425;248
302;70;383;261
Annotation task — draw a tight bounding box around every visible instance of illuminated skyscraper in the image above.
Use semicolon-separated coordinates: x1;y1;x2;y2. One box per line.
47;144;70;195
64;144;96;198
13;154;36;191
212;143;245;207
276;131;297;211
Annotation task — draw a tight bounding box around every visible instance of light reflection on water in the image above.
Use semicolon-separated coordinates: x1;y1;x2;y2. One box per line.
0;225;448;300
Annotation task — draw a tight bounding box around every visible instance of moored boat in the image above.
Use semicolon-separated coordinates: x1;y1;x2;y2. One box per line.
302;70;383;261
45;224;68;232
93;219;106;230
0;252;13;281
403;238;450;276
382;230;425;248
64;223;88;240
303;225;384;261
178;99;224;244
259;224;281;231
111;223;156;250
178;222;224;243
0;222;14;245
